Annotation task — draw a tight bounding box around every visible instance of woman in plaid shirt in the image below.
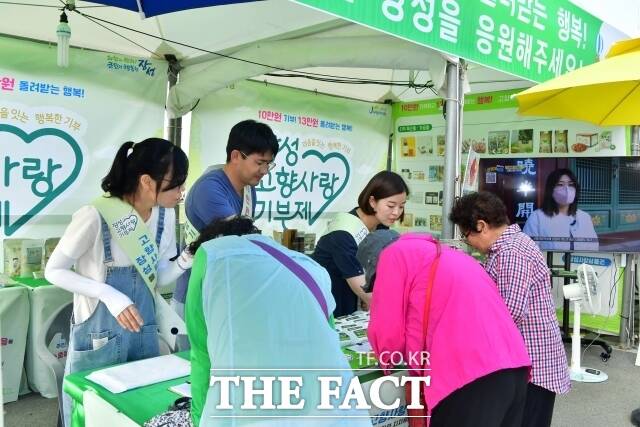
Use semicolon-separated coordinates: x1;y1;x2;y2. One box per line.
450;191;570;427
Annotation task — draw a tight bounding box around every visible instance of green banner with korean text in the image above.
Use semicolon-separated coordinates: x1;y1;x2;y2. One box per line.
293;0;626;82
392;88;519;118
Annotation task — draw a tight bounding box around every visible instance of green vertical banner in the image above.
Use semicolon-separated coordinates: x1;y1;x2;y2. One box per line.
293;0;624;82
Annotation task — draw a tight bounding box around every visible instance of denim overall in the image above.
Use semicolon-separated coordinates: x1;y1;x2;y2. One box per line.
62;208;164;426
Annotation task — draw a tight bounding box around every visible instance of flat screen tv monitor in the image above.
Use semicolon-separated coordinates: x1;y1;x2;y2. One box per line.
478;156;640;253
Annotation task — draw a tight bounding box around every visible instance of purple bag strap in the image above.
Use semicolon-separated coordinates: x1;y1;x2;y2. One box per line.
249;239;329;320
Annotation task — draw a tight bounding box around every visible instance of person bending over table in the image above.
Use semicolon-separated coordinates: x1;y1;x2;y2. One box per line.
450;192;570;427
45;138;191;426
185;216;371;426
368;232;531;427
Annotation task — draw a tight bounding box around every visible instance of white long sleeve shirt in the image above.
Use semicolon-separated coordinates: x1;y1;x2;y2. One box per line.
45;205;189;323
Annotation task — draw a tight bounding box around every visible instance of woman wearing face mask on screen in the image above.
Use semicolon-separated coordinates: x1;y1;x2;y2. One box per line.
523;168;598;251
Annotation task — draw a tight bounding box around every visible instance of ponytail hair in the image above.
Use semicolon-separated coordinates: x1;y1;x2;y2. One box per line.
101;138;188;198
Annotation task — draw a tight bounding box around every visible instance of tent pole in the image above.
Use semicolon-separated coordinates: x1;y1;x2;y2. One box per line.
456;60;466;205
442;60;461;239
166;54;182;148
165;54;183;233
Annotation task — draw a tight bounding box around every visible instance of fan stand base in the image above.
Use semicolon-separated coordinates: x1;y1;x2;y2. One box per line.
570;367;608;383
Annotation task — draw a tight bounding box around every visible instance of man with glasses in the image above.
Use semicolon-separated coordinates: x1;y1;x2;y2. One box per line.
172;119;279;321
449;191;570;427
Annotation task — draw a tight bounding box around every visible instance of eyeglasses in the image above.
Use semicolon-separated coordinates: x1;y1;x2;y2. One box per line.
239;151;276;172
460;225;480;241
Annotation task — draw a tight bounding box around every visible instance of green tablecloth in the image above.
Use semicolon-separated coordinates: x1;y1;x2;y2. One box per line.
64;352;191;426
12;277;52;288
64;350;384;426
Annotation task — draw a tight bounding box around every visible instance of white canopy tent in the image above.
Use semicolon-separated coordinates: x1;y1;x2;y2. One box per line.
0;0;632;237
1;0;531;107
0;0;501;237
167;22;540;116
1;1;336;60
3;0;634;105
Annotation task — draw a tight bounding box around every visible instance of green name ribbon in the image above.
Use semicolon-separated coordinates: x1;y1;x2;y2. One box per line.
93;195;187;349
325;212;369;246
93;195;158;290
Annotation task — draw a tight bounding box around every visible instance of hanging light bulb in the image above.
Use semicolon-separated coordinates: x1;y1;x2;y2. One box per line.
56;11;71;67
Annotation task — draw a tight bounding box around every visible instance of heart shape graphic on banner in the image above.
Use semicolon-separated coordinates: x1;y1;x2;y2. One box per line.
1;124;83;236
256;148;351;228
303;150;350;225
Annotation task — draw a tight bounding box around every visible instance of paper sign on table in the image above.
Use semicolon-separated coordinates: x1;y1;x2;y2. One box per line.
86;354;190;393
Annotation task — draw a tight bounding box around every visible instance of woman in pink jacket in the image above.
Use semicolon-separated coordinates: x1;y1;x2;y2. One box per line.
368;233;531;427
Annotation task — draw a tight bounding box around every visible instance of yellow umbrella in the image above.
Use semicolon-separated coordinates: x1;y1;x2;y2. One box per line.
515;37;640;126
606;37;640;58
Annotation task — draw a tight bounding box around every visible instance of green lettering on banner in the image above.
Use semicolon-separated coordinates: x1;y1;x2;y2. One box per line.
398;124;433;132
293;0;604;83
255;136;351;229
393;88;521;118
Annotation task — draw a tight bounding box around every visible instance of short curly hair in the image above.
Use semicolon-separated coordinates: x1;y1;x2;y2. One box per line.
449;191;509;233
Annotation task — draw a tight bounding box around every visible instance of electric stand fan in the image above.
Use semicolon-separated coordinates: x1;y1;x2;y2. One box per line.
562;263;608;383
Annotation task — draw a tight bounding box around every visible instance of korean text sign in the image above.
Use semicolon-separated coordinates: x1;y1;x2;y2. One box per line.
293;0;607;82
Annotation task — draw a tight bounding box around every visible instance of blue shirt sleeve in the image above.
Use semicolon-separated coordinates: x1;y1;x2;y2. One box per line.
192;189;236;227
186;171;240;230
